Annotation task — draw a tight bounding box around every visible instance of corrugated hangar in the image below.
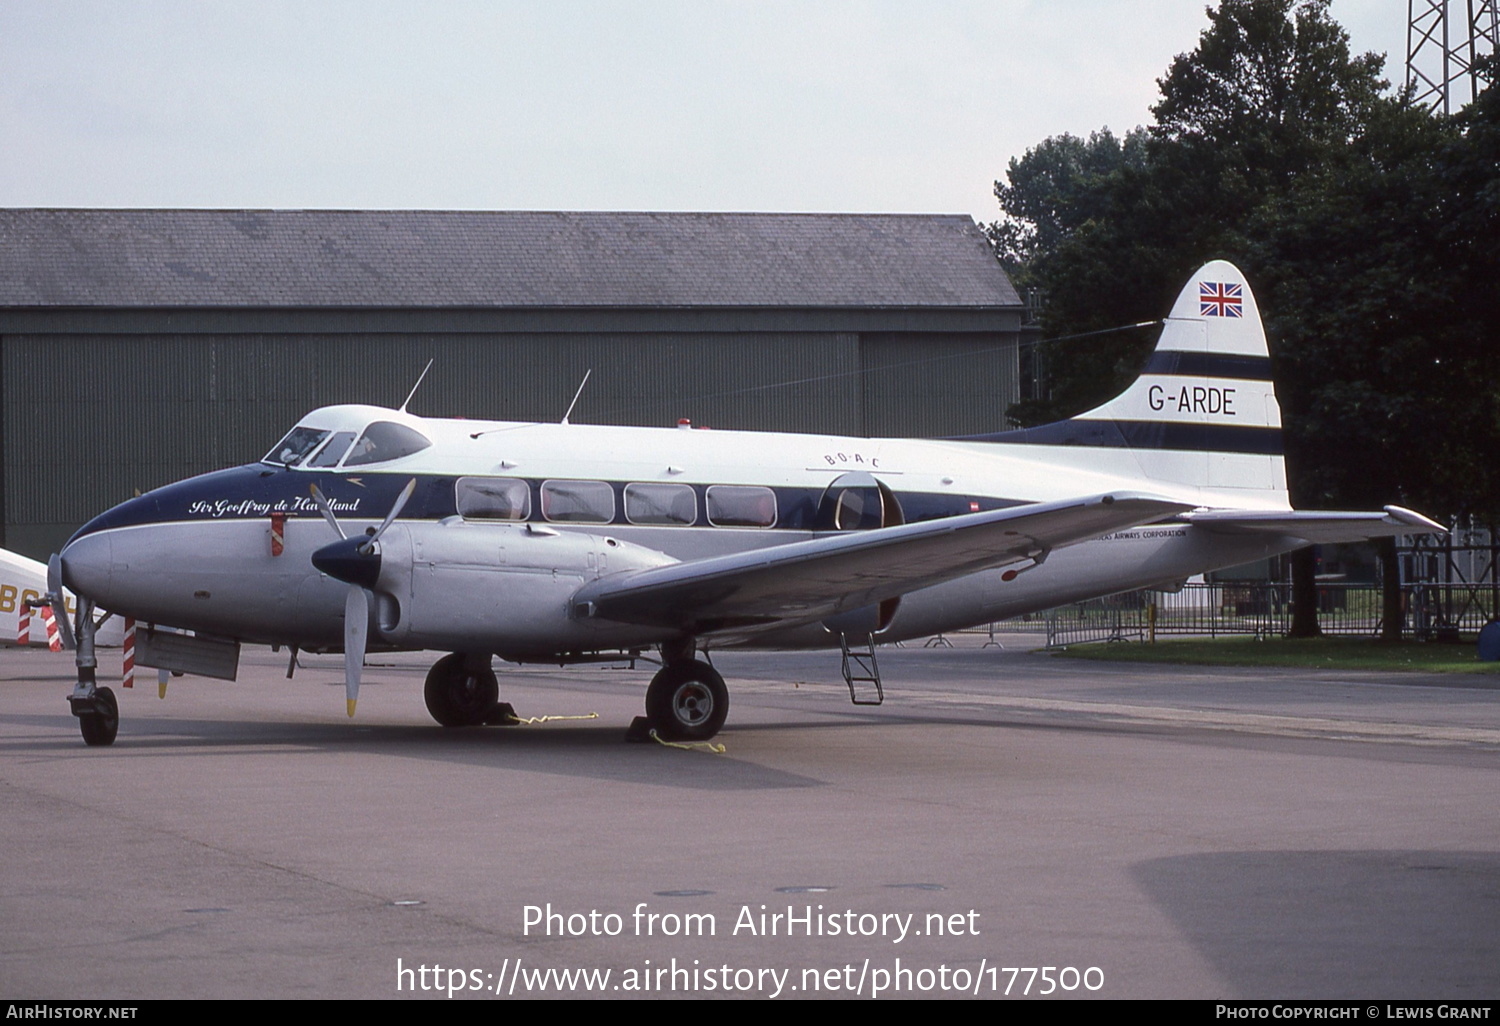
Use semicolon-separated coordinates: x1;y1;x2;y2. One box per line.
0;209;1025;558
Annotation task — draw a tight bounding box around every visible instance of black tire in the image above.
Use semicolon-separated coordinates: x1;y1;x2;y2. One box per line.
645;660;728;742
424;654;499;727
79;687;119;747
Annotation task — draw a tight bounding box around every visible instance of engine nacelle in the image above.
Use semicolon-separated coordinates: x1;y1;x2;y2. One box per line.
368;520;679;656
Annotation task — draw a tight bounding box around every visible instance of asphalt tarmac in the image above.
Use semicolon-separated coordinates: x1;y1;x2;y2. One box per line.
2;637;1497;1000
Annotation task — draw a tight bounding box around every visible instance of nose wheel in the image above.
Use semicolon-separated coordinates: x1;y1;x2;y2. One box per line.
74;687;119;746
645;659;728;742
57;589;120;747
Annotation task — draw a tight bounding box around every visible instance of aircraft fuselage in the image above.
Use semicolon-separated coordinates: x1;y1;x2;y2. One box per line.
61;410;1292;657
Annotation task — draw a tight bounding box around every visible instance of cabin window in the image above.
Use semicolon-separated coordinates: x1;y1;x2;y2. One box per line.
343;421;433;467
624;483;696;526
307;431;357;469
541;480;615;524
706;485;777;528
456;477;530;521
263;427;330;467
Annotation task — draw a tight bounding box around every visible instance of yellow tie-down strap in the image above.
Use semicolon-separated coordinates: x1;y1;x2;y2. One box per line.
649;730;726;754
503;712;601;726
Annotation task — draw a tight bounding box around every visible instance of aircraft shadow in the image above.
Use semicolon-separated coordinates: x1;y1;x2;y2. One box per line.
1133;850;1500;996
0;713;826;791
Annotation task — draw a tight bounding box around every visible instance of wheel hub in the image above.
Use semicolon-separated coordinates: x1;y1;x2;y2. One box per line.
674;683;714;726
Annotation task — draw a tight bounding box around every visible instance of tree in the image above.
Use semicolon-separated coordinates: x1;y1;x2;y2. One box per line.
987;129;1163;426
992;0;1390;431
990;0;1500;637
1152;0;1386;186
989;128;1150;278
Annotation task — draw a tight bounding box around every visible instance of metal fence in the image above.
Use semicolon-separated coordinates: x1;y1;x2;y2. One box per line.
983;582;1498;648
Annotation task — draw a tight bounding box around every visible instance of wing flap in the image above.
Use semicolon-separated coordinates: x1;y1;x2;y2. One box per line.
1181;504;1445;545
574;492;1192;633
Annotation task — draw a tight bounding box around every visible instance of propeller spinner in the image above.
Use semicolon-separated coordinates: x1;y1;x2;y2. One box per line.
309;479;416;715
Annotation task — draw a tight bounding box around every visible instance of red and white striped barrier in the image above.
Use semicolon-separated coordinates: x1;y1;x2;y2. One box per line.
17;604;29;646
122;617;136;688
40;605;62;652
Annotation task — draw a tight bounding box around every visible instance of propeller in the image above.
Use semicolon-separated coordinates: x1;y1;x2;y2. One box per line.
308;479;417;715
365;478;416;554
343;586;368;718
308;483;347;540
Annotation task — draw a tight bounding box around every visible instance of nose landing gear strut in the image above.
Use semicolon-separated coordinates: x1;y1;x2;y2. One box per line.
55;590;119;747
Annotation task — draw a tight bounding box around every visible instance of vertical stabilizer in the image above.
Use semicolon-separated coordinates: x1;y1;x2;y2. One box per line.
967;261;1287;502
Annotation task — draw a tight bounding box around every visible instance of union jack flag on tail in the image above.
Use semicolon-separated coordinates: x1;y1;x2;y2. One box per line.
1199;281;1243;318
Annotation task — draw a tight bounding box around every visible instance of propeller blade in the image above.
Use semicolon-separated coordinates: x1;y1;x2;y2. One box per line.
344;585;368;717
309;484;347;540
360;478;417;554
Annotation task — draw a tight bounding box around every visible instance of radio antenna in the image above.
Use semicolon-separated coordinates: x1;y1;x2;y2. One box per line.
561;369;592;425
399;359;435;413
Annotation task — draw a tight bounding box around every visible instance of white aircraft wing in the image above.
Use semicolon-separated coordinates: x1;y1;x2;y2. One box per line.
574;492;1193;634
1181;505;1445;545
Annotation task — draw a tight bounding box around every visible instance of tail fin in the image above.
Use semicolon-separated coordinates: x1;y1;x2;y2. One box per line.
968;260;1286;502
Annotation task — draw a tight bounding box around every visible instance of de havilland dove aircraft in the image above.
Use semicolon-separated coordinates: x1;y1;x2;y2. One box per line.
48;261;1440;747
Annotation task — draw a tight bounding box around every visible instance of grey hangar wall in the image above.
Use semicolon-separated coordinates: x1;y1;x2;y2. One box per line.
0;210;1026;559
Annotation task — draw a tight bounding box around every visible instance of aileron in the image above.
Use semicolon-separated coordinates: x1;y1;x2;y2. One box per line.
1182;504;1445;545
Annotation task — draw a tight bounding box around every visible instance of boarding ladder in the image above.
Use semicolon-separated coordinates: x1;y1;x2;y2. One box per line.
839;632;884;706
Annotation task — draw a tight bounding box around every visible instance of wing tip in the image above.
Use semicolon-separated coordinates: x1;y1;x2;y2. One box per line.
1383;505;1447;534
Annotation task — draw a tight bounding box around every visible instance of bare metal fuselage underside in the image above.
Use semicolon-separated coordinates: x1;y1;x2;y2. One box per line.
64;508;1290;657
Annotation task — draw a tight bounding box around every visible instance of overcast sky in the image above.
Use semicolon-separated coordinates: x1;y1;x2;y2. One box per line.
1;1;1411;224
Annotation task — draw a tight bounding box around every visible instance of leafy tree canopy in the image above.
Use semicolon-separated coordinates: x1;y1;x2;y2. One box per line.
1152;0;1386;176
990;128;1150;278
990;0;1500;521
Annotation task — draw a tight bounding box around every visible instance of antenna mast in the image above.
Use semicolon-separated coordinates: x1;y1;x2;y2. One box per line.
399;359;435;413
561;369;593;425
1407;0;1499;114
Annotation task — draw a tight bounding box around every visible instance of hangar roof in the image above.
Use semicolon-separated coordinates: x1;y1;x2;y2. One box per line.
0;209;1017;309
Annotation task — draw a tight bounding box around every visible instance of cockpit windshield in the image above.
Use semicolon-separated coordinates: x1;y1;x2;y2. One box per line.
343;421;433;466
307;431;356;468
262;420;431;469
263;427;330;467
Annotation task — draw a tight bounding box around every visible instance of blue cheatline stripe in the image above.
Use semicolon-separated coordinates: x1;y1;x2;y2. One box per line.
952;419;1283;455
1142;351;1274;380
68;462;1030;539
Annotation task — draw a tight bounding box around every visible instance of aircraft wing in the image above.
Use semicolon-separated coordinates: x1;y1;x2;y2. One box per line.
1181;505;1445;545
573;492;1192;634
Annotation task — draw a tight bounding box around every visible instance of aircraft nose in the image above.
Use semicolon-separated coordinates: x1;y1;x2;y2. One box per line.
59;531;113;599
311;535;382;590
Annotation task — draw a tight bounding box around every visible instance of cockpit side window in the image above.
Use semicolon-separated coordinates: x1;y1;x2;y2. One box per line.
342;422;433;467
264;427;331;467
307;431;357;469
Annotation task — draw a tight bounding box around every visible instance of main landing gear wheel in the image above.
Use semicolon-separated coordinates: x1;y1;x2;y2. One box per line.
77;687;119;747
645;660;728;742
424;654;500;727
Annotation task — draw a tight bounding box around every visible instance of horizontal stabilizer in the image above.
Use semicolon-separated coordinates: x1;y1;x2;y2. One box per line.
574;492;1193;635
1181;505;1445;545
